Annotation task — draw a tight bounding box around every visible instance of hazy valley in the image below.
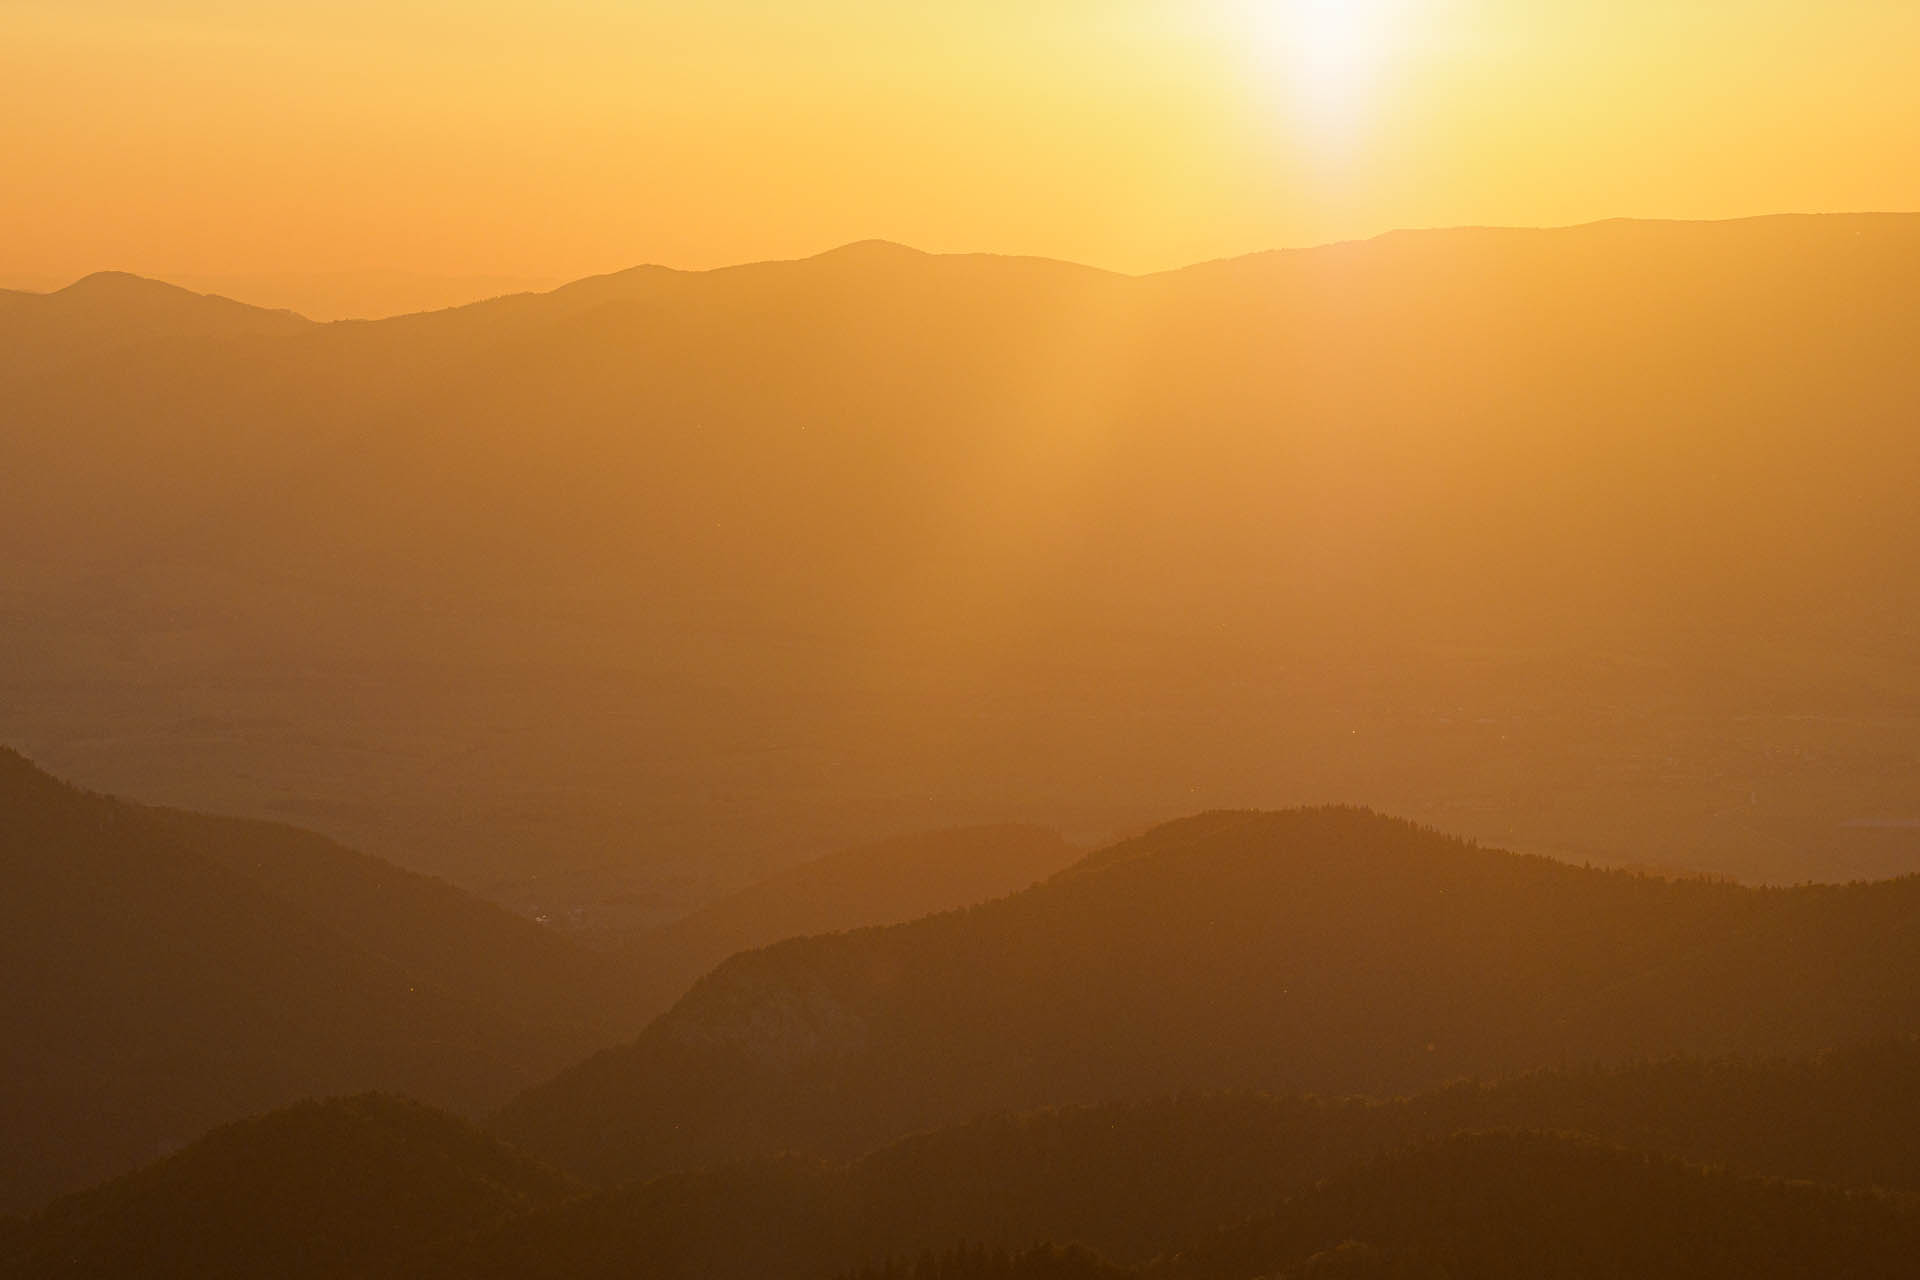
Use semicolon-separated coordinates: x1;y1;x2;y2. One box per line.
7;203;1920;1277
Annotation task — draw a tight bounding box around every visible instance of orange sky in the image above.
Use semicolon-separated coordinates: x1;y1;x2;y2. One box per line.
4;0;1918;282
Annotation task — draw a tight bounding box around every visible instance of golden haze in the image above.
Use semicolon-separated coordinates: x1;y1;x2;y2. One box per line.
3;0;1918;284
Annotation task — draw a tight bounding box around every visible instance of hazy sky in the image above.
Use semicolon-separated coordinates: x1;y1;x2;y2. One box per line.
5;0;1918;280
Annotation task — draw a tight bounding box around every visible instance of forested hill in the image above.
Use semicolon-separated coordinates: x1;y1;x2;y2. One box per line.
0;749;628;1213
21;1043;1920;1280
0;1095;577;1280
839;1135;1920;1280
495;808;1920;1184
1155;1131;1920;1280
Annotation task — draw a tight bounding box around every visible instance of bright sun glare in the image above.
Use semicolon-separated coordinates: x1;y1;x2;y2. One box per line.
1243;0;1403;129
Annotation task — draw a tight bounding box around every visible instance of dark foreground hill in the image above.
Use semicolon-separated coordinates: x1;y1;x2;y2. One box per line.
20;1045;1920;1280
0;749;631;1213
847;1136;1920;1280
495;809;1920;1185
620;825;1079;1023
0;1095;576;1280
8;215;1920;904
416;1041;1920;1280
1157;1131;1920;1280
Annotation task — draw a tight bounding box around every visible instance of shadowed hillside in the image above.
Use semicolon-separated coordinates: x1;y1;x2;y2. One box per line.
494;809;1920;1185
28;1042;1920;1280
621;825;1079;1022
0;273;311;380
0;750;633;1214
0;1095;578;1280
7;216;1920;910
1157;1131;1920;1280
443;1042;1920;1280
842;1133;1920;1280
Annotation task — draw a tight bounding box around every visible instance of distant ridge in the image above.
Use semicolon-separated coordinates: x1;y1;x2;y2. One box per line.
48;269;308;322
0;749;632;1214
0;268;311;378
621;824;1080;1025
6;210;1920;913
496;808;1920;1186
0;1094;577;1280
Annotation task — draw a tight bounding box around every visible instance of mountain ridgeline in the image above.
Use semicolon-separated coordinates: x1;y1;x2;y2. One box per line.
619;825;1079;1024
13;1042;1920;1280
7;215;1920;908
0;749;628;1213
495;808;1920;1185
9;780;1920;1277
10;214;1920;1278
0;749;1087;1213
0;1096;576;1280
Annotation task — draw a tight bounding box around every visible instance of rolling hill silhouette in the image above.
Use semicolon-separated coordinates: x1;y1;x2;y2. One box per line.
1153;1130;1920;1280
494;809;1920;1186
8;215;1920;906
0;750;1103;1212
620;825;1079;1024
0;272;310;380
0;750;630;1213
0;1094;577;1280
18;1043;1920;1280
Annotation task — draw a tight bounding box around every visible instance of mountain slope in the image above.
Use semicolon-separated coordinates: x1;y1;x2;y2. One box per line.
114;1041;1904;1280
8;216;1920;902
621;825;1079;1022
494;809;1920;1185
1160;1131;1920;1280
18;1042;1920;1280
0;1095;577;1280
0;272;311;379
0;749;630;1213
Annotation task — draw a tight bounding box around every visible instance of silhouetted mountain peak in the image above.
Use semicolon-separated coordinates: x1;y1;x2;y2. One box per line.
0;751;631;1213
0;747;98;811
11;270;313;334
56;270;191;298
2;1094;577;1280
813;239;930;262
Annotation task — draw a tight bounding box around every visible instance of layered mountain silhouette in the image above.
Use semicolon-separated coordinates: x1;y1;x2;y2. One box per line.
0;749;630;1212
0;749;1095;1212
445;1042;1920;1280
1153;1130;1920;1280
0;272;310;380
0;1095;576;1280
8;215;1920;904
620;824;1079;1024
494;809;1920;1185
13;1043;1920;1280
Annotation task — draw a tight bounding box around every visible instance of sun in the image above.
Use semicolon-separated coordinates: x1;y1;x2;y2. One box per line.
1244;0;1403;127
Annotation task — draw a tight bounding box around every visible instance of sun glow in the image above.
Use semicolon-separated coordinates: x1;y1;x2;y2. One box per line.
1244;0;1405;132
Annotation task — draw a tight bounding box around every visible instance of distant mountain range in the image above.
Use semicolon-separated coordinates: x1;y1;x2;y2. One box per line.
620;824;1079;1025
11;764;1920;1275
10;213;1920;1280
0;271;311;379
495;808;1920;1186
7;215;1920;909
0;751;1069;1213
0;748;622;1212
0;268;568;324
